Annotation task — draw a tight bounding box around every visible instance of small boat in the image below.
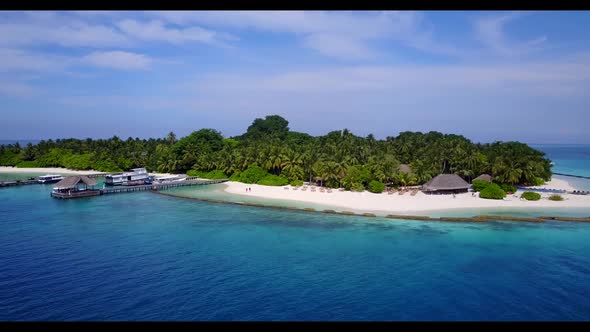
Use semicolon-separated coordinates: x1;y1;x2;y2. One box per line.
105;167;151;186
38;174;65;184
152;175;187;184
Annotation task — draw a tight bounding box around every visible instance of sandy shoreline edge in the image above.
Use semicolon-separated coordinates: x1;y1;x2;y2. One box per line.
2;167;588;214
223;178;589;214
0;166;171;177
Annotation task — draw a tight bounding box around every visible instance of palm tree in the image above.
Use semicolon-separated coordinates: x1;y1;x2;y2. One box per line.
312;161;326;186
281;149;303;180
393;172;408;187
493;158;523;184
410;159;432;184
166;132;177;145
321;161;342;187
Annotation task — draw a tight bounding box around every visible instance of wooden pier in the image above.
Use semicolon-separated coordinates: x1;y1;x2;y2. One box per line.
0;173;109;188
0;179;39;187
553;172;590;180
99;179;227;195
51;178;228;199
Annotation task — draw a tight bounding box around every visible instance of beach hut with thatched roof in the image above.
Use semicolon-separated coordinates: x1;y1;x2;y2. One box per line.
422;174;470;195
398;164;413;174
472;174;493;183
51;175;100;199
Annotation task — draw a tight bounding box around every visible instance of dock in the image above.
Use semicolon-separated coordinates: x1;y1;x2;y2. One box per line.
51;178;228;198
100;178;227;195
0;173;109;188
0;179;39;187
553;172;590;180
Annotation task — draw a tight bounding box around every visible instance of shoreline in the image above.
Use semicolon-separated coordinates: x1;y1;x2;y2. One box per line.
2;166;588;215
222;178;589;215
154;190;590;223
0;166;106;175
0;166;171;177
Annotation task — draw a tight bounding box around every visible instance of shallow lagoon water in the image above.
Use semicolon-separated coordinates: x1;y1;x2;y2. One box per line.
2;178;590;320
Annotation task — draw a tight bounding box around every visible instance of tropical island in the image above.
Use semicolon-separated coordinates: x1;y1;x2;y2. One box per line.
2;114;586;214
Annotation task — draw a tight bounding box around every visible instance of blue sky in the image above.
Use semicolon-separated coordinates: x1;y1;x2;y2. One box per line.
0;11;589;144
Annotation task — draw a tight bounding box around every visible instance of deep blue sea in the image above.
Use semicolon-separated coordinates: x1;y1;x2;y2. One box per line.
1;144;590;321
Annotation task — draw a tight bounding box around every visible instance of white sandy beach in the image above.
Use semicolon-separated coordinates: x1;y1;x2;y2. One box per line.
0;166;106;175
224;178;590;214
0;166;173;177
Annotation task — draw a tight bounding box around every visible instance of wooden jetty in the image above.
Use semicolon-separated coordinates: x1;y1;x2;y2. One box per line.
0;179;39;187
0;173;109;188
553;172;590;180
100;179;227;195
52;178;228;199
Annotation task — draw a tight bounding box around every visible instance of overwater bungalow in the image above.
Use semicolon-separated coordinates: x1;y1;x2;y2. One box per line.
422;174;470;195
472;174;493;183
51;176;100;199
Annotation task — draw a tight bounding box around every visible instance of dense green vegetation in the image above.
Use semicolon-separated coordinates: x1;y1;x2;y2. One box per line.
257;174;289;186
186;169;228;179
0;115;553;190
500;184;517;194
290;179;304;186
368;180;385;193
548;194;564;201
472;180;490;192
479;183;507;200
521;192;541;201
473;180;517;194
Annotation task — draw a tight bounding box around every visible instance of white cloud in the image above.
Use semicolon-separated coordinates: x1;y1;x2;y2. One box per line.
185;57;590;99
0;48;153;72
0;16;129;48
0;81;39;97
0;49;71;72
116;19;230;46
303;33;375;60
0;12;231;49
82;51;152;70
475;12;547;57
150;11;460;60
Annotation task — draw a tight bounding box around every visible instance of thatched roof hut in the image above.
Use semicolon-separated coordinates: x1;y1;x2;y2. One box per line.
422;174;469;194
398;164;413;174
53;176;97;190
473;174;493;183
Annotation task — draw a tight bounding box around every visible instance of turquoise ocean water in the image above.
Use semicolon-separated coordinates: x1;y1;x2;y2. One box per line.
0;144;590;321
531;144;590;191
